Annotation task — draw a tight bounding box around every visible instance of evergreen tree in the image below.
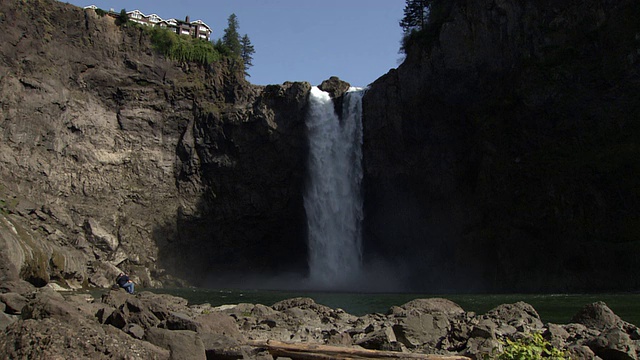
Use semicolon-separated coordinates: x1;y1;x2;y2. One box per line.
222;13;242;57
115;8;129;27
399;0;430;34
240;34;255;73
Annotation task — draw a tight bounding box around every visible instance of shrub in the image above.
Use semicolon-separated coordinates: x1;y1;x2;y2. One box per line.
115;9;128;27
148;27;222;65
487;332;570;360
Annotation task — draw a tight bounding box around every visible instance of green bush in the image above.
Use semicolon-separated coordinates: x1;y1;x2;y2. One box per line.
115;9;128;27
487;332;570;360
148;27;222;65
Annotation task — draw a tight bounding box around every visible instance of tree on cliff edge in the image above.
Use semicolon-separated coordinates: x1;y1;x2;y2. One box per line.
240;34;255;76
400;0;430;33
399;0;452;53
115;8;129;27
221;13;255;76
223;14;242;57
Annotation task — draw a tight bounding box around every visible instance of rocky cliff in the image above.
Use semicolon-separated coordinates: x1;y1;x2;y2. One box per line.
362;0;640;292
2;0;640;294
0;0;312;288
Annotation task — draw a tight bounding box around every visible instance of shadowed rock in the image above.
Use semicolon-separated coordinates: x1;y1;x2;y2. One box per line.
588;328;638;360
572;301;624;331
484;302;544;330
0;293;28;315
318;76;351;99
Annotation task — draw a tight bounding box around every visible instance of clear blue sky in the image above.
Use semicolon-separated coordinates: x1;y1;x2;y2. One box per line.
64;1;406;87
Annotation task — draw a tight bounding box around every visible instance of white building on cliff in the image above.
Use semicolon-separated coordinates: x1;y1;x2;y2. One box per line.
84;5;212;41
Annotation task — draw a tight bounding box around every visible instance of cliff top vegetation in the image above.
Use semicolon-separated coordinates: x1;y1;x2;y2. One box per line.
399;0;455;54
92;7;255;73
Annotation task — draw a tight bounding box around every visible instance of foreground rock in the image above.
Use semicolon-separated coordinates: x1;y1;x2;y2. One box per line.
1;287;638;359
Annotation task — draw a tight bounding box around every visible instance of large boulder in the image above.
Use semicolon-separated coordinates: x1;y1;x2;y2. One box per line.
105;299;162;330
166;311;200;331
588;328;638;360
21;289;77;321
194;306;245;359
200;333;246;360
317;76;353;119
544;323;571;349
464;337;502;359
484;302;544;331
392;311;451;350
571;301;624;331
145;327;206;360
470;318;498;339
272;297;328;312
355;326;401;351
100;290;198;331
141;293;191;323
0;280;36;295
0;293;28;315
396;298;465;316
194;312;243;340
318;76;351;98
390;298;466;351
571;302;640;360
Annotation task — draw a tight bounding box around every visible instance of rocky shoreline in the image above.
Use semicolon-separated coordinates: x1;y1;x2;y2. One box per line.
1;281;638;359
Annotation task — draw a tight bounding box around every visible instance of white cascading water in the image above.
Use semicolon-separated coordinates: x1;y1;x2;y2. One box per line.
304;86;365;289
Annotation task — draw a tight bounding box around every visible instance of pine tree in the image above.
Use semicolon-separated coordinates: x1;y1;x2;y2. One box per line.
115;8;129;27
399;0;430;34
240;34;255;73
222;14;242;58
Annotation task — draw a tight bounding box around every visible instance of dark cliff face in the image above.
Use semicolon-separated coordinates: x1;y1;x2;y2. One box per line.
362;0;640;292
0;0;311;288
168;80;312;284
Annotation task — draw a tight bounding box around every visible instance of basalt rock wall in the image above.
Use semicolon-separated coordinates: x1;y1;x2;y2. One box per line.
4;0;640;293
362;0;640;292
0;0;311;288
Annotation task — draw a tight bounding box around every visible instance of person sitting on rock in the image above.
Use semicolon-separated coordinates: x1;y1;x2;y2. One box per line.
116;272;135;294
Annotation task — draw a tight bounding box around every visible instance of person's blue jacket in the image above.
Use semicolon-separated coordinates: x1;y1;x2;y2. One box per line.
116;274;130;287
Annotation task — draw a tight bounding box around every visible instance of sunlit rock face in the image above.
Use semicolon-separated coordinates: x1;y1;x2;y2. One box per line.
362;0;640;292
0;0;312;287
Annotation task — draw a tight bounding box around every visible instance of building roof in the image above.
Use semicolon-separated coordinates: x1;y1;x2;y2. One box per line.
84;6;212;39
190;19;212;32
123;9;211;32
147;14;162;23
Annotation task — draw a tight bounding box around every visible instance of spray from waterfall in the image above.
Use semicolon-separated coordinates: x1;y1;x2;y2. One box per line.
304;86;365;289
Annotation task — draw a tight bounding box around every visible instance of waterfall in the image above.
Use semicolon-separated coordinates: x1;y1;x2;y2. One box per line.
304;86;365;288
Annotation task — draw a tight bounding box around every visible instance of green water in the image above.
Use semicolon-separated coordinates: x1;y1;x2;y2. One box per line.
140;288;640;326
